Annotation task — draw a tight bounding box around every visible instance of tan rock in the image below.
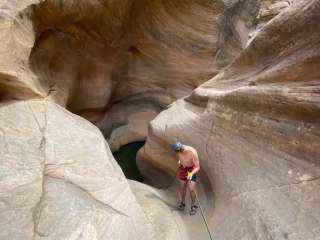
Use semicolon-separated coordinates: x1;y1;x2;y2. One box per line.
139;0;320;239
0;100;155;240
30;0;259;141
0;0;46;101
0;100;44;239
2;0;319;239
258;0;295;21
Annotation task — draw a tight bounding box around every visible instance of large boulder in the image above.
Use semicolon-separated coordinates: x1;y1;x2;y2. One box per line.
139;0;320;239
0;100;156;239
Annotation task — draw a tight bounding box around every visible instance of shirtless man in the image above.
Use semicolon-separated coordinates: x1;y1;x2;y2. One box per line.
173;142;200;215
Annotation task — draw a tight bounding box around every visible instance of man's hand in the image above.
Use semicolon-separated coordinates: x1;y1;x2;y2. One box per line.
187;172;193;181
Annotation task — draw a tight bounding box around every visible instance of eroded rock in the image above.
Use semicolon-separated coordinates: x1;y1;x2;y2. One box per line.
0;100;156;239
30;0;259;142
139;0;320;239
1;0;318;239
0;0;46;101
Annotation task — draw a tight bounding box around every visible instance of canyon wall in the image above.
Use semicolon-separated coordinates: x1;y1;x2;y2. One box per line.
1;0;319;239
30;0;259;150
138;0;320;239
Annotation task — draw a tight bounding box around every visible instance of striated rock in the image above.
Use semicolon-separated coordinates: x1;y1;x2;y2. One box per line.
1;1;239;239
258;0;293;21
2;0;319;239
248;0;297;44
30;0;259;143
139;0;320;239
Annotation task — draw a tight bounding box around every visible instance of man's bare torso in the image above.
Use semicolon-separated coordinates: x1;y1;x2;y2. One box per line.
177;146;196;167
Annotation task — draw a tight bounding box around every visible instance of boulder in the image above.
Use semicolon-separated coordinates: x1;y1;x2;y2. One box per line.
0;100;157;239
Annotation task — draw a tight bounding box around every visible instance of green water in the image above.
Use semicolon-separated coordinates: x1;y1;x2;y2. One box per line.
113;141;145;182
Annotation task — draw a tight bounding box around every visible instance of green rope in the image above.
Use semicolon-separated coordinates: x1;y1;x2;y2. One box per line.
193;185;214;240
175;166;214;239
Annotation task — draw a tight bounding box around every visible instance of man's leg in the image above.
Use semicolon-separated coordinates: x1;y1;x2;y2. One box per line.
188;180;198;215
187;181;196;206
179;180;187;204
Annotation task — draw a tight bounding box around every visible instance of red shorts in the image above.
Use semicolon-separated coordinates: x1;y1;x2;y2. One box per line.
179;166;197;182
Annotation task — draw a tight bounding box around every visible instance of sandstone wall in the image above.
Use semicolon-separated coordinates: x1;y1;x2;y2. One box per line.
139;0;320;239
0;1;171;239
30;0;259;149
1;0;318;239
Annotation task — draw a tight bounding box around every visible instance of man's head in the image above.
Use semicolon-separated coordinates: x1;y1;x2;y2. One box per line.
173;142;184;152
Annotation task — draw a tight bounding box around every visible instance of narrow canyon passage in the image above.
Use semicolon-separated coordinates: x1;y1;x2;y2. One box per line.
1;0;320;240
111;140;214;239
21;1;232;238
113;141;145;182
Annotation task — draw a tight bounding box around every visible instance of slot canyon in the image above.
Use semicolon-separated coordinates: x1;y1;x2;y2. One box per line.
0;0;319;239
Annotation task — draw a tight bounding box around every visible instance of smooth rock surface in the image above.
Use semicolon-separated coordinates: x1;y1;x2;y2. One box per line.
139;1;320;239
30;0;259;142
1;0;319;239
0;100;44;240
0;100;157;240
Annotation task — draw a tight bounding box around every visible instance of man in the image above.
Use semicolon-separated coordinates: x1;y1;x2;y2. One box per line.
173;142;200;215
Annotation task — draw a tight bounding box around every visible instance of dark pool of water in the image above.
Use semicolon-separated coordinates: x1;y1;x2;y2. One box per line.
113;141;145;182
